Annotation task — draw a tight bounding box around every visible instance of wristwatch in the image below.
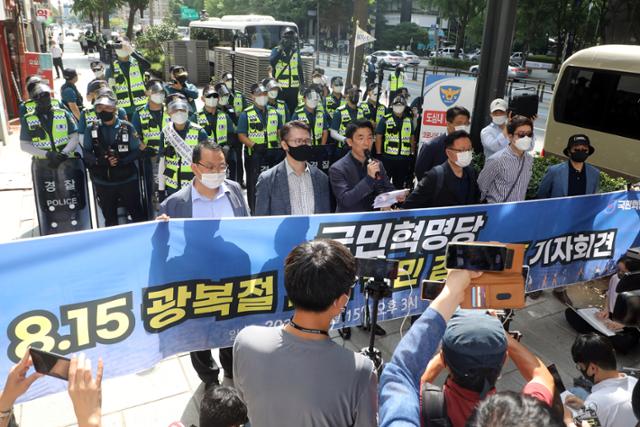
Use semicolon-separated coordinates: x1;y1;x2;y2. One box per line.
0;407;13;420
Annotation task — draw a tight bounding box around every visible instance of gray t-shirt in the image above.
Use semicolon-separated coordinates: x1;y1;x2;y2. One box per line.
233;325;378;427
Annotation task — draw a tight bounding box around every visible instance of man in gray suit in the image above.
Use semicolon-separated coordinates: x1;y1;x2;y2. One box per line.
158;140;249;389
255;121;331;216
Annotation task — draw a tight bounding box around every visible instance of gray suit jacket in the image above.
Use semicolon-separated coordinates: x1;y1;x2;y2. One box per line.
159;180;250;218
255;159;331;216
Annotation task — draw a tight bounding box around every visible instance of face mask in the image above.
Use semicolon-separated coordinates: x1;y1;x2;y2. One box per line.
313;77;322;84
514;136;533;151
268;90;279;99
305;99;318;109
150;93;165;104
220;95;230;106
200;172;226;189
348;94;360;104
94;70;105;79
579;367;595;385
115;49;128;59
333;85;343;94
205;97;219;108
176;75;187;84
455;150;473;168
287;144;313;162
171;111;188;125
570;150;589;163
392;105;405;116
35;96;52;112
492;115;507;126
98;110;115;122
255;96;268;107
455;125;471;133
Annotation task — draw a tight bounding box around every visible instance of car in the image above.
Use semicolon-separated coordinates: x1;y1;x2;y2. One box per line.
394;50;420;66
466;49;481;61
368;50;403;69
511;52;526;65
300;43;315;56
439;47;464;58
468;62;530;79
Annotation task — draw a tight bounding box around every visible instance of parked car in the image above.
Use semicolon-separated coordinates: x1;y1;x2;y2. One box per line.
440;47;465;58
300;43;315;56
468;62;530;79
466;49;481;61
394;50;420;66
367;50;403;68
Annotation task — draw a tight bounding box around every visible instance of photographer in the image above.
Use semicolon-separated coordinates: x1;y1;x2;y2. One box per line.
269;27;304;113
379;271;555;427
165;65;199;114
105;38;151;118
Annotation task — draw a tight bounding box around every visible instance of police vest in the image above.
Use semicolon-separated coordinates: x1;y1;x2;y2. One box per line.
270;100;287;123
89;120;137;182
275;50;300;89
138;105;171;152
22;98;65;116
164;123;203;190
232;90;244;114
326;94;346;119
83;108;98;128
24;108;71;156
390;73;405;91
383;113;412;156
197;109;229;146
61;82;84;111
112;58;147;109
336;105;364;146
294;106;324;145
358;102;386;125
244;105;279;153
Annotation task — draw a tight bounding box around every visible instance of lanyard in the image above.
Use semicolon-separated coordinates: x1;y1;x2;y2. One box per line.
288;318;329;336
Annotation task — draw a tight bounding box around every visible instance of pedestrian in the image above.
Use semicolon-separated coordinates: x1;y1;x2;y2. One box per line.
79;32;88;55
57;32;65;52
61;68;84;121
270;27;304;112
105;38;150;118
375;96;415;189
51;41;64;79
480;98;510;159
477;115;535;203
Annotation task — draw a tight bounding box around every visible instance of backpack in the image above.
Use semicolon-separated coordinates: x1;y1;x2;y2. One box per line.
421;381;451;427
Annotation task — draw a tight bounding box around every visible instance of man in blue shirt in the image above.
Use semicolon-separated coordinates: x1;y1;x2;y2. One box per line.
61;68;84;121
480;98;510;159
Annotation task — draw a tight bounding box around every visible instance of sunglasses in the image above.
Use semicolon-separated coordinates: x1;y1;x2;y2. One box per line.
515;132;533;138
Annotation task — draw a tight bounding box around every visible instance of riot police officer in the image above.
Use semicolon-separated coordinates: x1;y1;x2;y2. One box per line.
375;96;415;189
82;93;145;226
78;82;128;147
325;76;346;119
20;76;66;118
219;73;246;119
270;27;304;113
263;78;290;123
106;39;151;118
61;68;84;121
291;87;329;146
165;65;199;113
359;83;387;127
330;85;364;159
215;81;245;186
237;83;284;213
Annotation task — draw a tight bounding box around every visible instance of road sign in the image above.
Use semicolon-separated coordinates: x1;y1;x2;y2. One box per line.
179;6;199;21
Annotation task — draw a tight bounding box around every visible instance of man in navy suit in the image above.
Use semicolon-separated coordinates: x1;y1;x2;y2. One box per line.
255;121;331;216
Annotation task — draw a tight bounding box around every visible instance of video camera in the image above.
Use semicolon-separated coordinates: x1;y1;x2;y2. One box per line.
421;242;528;310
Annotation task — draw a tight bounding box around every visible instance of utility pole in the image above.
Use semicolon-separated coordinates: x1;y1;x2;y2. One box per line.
346;0;368;87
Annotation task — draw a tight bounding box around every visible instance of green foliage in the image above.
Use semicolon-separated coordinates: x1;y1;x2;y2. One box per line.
526;156;562;199
110;17;125;30
599;173;629;193
136;22;180;76
429;57;476;70
526;54;555;64
376;22;428;51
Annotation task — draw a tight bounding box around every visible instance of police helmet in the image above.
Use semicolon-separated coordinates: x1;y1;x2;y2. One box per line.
262;78;280;91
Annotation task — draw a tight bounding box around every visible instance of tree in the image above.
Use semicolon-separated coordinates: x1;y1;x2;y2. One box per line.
400;0;412;22
422;0;486;58
126;0;150;40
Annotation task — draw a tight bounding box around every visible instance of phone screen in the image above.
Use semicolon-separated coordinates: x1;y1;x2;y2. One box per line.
30;348;71;380
421;280;445;301
356;258;399;280
445;244;508;272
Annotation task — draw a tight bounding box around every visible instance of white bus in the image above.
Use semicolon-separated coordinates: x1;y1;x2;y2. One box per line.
188;15;298;64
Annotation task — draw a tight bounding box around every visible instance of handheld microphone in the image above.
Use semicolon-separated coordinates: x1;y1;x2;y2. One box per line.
364;149;380;179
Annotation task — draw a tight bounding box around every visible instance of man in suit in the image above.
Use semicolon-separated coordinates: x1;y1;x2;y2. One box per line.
537;134;600;198
255;121;331;216
158;141;249;389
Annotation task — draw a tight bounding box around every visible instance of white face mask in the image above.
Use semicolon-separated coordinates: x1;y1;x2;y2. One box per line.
306;99;319;109
455;125;471;133
514;136;533;151
220;95;230;106
115;49;128;59
255;96;268;107
492;115;507;126
455;150;473;168
268;90;279;99
392;105;405;116
205;97;219;108
333;85;343;94
171;111;188;125
200;172;226;189
150;93;165;104
313;77;322;84
94;70;105;79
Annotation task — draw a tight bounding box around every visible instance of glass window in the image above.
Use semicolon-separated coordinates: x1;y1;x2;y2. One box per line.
189;27;233;49
245;26;287;50
554;66;640;140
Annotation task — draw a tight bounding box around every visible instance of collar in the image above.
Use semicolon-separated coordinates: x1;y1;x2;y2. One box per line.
191;180;229;202
284;157;310;176
349;151;366;167
444;377;496;402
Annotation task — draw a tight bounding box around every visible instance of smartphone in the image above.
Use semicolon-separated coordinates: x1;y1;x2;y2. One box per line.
356;257;399;280
547;363;566;394
421;280;445;301
445;243;511;272
30;348;71;380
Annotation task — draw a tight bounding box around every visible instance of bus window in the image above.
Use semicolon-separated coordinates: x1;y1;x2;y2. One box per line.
554;66;640;140
245;26;283;49
190;27;234;49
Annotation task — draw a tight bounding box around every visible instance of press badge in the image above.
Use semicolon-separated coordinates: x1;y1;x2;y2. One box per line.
118;144;129;153
91;129;98;138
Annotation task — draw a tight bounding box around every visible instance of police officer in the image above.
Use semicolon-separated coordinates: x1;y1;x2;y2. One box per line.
263;78;290;123
197;85;237;181
219;73;246;119
238;83;284;213
20;83;79;166
375;96;415;189
78;83;128;147
270;27;304;113
330;85;364;159
165;65;198;114
389;64;405;104
364;57;377;100
325;76;346;119
82;93;145;226
215;81;245;186
359;83;387;126
292;87;329;146
106;39;150;118
160;97;208;196
90;60;106;82
61;68;84;121
20;76;66;118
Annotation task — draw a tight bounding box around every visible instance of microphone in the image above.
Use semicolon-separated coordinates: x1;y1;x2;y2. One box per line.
364;149;380;180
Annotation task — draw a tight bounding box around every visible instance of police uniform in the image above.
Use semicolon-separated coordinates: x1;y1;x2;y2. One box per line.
325;93;346;120
270;45;304;113
375;112;414;189
330;104;365;159
292;105;331;173
389;71;405;105
197;107;237;181
268;99;289;123
161;121;208;195
108;55;149;118
358;101;387;126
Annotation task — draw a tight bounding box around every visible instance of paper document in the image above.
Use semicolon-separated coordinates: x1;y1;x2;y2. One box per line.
574;307;616;337
561;391;581;417
373;190;407;209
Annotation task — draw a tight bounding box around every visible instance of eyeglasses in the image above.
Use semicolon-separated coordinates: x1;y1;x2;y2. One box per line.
515;132;533;138
197;162;228;173
285;138;313;146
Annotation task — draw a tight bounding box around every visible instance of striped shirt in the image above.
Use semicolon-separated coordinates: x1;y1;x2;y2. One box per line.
477;145;533;203
285;158;315;215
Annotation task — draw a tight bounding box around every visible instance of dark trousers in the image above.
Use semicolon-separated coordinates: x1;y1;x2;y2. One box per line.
81;44;88;55
94;180;145;227
190;347;233;385
564;308;640;354
245;147;285;214
234;143;245;185
53;58;64;78
278;87;299;114
381;155;412;189
224;144;239;184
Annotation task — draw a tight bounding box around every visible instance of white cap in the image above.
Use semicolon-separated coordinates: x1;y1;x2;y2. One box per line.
490;98;508;113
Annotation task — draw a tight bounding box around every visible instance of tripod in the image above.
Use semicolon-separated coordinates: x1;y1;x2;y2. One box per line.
360;277;393;375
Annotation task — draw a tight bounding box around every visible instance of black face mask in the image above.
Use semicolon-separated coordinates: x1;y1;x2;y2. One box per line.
35;96;52;113
98;110;115;122
570;150;589;163
176;75;187;84
579;367;595;385
287;144;313;162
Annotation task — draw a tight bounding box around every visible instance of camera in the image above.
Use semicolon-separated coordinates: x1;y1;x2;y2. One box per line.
612;247;640;327
356;257;399;281
421;242;527;309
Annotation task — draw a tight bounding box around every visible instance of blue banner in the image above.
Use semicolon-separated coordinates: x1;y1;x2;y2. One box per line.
2;191;639;401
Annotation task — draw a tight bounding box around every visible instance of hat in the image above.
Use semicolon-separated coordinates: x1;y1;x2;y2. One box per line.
214;83;230;97
31;83;52;98
167;98;189;114
62;68;78;80
442;310;507;377
90;61;104;71
95;95;117;108
391;96;407;106
221;73;234;82
250;83;267;95
87;79;108;95
304;87;320;100
262;78;280;91
563;134;594;156
490;98;508;113
169;65;186;74
202;85;218;97
396;63;405;70
331;76;344;86
145;79;164;93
